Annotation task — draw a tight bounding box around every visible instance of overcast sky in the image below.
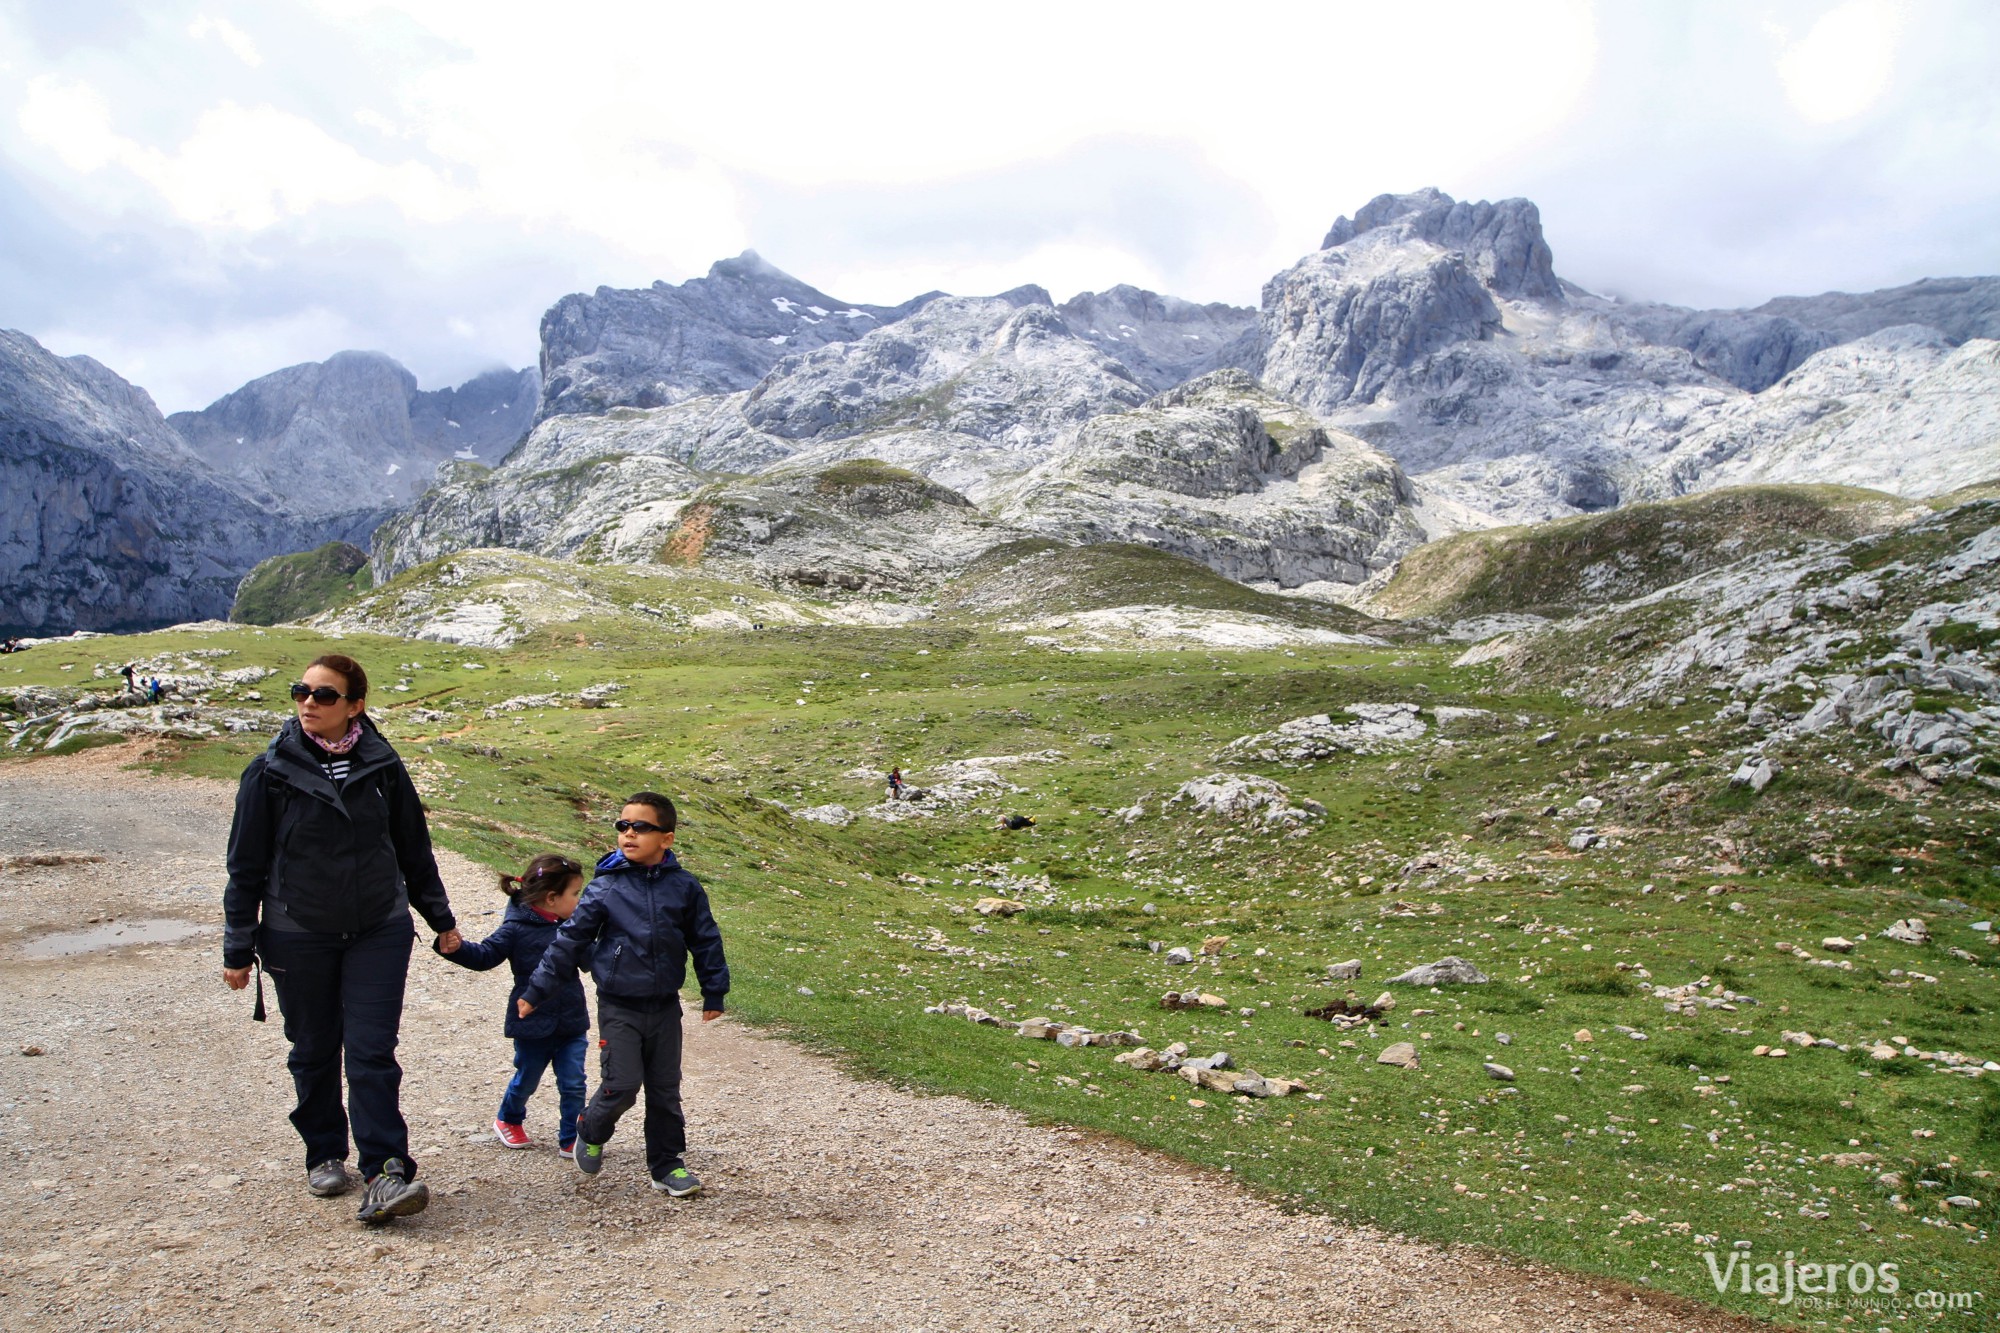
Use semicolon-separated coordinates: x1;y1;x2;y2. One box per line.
3;0;1997;412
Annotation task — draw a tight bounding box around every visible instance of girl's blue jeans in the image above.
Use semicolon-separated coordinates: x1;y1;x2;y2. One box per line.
498;1032;588;1143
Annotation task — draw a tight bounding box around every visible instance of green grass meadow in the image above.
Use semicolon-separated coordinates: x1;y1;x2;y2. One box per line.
5;611;1993;1325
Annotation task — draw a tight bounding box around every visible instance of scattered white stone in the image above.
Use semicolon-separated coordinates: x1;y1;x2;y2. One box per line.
1389;957;1490;986
1882;918;1931;945
1377;1042;1420;1069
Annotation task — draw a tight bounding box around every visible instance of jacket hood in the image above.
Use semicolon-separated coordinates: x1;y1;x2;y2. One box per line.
595;848;681;875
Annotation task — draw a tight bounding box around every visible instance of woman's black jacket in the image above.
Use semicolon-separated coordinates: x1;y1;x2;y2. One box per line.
222;715;456;968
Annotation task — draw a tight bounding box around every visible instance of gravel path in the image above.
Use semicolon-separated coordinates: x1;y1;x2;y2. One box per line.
0;745;1757;1332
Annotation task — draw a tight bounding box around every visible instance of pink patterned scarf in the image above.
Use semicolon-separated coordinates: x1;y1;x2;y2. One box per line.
306;719;364;756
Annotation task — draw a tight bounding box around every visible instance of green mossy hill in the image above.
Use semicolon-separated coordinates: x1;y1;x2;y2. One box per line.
1925;474;2000;511
939;540;1383;634
807;458;971;514
1375;485;1918;621
230;542;373;625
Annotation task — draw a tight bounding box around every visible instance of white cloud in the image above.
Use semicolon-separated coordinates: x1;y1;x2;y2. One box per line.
17;76;472;229
188;13;263;68
3;0;1996;411
1776;0;1904;123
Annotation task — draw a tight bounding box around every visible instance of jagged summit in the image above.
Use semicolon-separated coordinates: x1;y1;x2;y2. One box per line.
169;352;537;521
538;251;941;419
1321;188;1560;303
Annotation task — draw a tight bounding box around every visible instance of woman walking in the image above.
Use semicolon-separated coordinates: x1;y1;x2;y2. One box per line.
221;653;462;1224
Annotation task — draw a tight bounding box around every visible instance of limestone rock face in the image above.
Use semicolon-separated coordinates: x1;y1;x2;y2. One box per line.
371;454;704;580
1613;277;2000;393
1321;188;1560;303
1639;329;2000;500
740;296;1151;448
0;329;312;635
997;370;1423;588
170;351;538;519
651;459;1020;596
537;250;938;418
1055;285;1260;393
1259;229;1503;415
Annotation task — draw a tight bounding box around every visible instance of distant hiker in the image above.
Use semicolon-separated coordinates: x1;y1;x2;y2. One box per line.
437;853;591;1158
221;652;461;1225
147;677;161;704
888;767;905;801
517;792;729;1199
999;813;1036;831
120;663;136;693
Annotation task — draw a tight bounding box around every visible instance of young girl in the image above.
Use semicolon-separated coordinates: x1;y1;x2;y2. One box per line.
436;853;591;1155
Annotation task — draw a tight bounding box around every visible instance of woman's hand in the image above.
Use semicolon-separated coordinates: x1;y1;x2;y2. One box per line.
224;966;251;990
516;998;534;1018
437;928;463;953
701;1009;722;1023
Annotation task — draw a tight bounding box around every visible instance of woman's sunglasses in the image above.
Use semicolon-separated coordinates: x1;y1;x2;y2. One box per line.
290;683;354;705
613;819;667;834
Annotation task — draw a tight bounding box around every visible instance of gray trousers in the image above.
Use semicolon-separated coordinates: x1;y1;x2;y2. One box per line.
581;997;685;1178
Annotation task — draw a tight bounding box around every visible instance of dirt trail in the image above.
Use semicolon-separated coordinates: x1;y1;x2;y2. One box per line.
0;745;1753;1332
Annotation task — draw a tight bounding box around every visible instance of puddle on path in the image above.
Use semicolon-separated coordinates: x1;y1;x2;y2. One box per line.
21;918;211;958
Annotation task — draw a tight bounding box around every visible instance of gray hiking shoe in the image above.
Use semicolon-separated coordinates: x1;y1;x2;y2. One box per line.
356;1158;429;1225
650;1162;702;1197
306;1160;353;1197
574;1137;606;1175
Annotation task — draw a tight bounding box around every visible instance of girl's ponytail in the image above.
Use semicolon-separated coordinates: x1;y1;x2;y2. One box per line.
505;853;584;909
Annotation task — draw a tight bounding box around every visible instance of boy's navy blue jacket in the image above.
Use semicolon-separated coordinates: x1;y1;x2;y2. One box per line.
520;849;729;1014
435;898;592;1041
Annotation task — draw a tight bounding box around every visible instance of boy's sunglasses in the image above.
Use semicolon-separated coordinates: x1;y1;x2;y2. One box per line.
613;819;667;834
289;683;354;705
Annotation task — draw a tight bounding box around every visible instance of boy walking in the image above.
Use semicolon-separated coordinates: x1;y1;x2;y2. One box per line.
518;792;728;1197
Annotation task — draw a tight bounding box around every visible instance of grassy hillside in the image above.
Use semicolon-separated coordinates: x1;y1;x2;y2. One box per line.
7;562;1994;1325
939;540;1385;635
1373;486;1919;621
229;541;373;625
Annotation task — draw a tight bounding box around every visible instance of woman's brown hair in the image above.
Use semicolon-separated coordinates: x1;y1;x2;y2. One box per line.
307;653;369;700
500;853;584;908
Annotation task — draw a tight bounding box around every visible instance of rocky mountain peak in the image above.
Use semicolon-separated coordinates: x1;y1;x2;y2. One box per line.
996;283;1055;308
538;254;940;419
169;351;535;522
1322;188;1560;303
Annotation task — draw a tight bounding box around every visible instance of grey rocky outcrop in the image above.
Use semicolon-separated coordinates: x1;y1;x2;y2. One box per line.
649;459;1021;596
740;295;1150;448
0;329;316;636
537;251;937;418
1259;228;1503;415
995;370;1423;588
1320;188;1561;303
170;350;537;520
1055;285;1259;393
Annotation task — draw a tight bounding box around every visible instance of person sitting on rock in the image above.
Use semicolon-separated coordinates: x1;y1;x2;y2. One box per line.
887;767;904;801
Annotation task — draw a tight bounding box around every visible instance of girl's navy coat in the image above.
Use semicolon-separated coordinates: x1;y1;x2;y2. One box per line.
436;898;592;1041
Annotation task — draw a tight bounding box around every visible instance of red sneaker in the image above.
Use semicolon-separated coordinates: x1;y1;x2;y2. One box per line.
557;1140;577;1160
494;1118;532;1149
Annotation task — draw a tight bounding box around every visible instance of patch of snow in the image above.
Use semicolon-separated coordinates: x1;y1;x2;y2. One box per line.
385;462;401;475
453;448;479;460
770;296;798;314
768;335;789;345
806;306;829;317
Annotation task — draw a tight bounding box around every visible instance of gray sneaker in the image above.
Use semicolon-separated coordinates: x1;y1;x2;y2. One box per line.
356;1158;429;1225
650;1162;702;1197
574;1138;606;1175
306;1160;353;1197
